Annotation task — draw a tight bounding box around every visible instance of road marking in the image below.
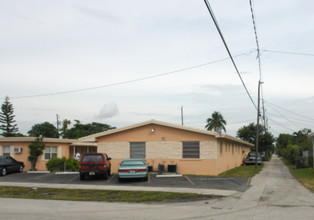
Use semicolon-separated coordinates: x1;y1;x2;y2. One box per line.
69;175;78;182
107;174;116;183
184;176;195;185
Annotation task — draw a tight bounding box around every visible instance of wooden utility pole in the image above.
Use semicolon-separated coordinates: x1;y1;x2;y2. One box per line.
255;81;262;168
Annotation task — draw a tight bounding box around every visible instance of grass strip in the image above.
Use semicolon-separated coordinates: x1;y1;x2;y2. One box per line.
282;159;314;192
218;164;263;178
0;186;219;203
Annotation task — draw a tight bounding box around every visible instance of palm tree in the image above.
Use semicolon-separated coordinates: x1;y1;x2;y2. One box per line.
205;111;227;133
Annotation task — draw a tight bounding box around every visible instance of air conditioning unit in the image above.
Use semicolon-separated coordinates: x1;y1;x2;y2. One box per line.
14;147;22;154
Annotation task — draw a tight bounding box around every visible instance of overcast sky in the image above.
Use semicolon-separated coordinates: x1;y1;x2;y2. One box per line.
1;0;314;137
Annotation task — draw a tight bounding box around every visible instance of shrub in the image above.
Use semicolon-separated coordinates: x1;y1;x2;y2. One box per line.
46;157;79;172
284;144;302;164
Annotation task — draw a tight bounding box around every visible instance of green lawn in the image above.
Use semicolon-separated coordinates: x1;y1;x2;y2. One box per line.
218;164;263;178
282;159;314;192
0;186;218;203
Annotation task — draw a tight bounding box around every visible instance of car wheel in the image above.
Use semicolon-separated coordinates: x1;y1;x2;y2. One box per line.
118;176;122;182
19;165;23;173
80;173;85;180
108;166;111;176
143;176;148;181
1;167;7;176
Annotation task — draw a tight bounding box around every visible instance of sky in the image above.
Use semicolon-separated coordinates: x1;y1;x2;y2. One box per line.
1;0;314;137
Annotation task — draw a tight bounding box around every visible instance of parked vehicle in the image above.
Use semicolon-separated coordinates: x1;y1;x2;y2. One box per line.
0;156;24;176
244;152;262;165
118;159;148;181
79;153;111;180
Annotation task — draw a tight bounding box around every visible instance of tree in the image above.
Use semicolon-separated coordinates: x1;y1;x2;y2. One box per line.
237;123;275;155
28;137;45;170
0;96;19;136
276;133;293;156
205;111;227;133
60;119;71;139
66;122;116;139
28;122;59;138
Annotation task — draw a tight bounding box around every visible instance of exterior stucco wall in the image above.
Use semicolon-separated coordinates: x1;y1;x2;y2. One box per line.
216;141;251;174
96;124;216;143
0;141;71;171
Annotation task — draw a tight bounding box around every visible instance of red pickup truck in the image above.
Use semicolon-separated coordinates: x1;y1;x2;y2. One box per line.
79;153;111;180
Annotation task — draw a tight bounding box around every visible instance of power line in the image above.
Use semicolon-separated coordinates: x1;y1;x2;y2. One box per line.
266;106;304;131
5;51;255;100
268;117;295;132
267;112;313;129
203;0;257;110
262;49;314;57
265;101;314;122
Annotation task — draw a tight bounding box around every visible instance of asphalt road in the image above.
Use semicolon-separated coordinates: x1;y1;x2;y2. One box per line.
0;155;313;219
0;171;250;192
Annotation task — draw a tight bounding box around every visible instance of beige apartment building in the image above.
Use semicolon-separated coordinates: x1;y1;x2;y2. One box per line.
0;120;253;175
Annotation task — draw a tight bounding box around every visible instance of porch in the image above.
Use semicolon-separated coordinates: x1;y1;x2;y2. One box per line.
69;142;97;159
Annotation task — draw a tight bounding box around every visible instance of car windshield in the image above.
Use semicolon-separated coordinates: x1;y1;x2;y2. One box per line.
120;160;145;166
82;155;104;162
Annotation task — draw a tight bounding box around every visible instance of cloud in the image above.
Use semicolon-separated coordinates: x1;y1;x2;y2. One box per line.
95;102;119;120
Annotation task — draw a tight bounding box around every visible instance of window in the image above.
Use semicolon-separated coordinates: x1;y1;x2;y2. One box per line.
232;143;234;154
183;142;200;158
45;146;57;160
130;142;146;158
2;146;10;156
220;141;223;155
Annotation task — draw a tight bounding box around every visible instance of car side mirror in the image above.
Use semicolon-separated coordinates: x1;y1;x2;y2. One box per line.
108;157;111;160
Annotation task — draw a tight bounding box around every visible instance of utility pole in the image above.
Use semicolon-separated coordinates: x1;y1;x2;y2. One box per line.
181;106;184;126
56;114;60;138
255;81;263;168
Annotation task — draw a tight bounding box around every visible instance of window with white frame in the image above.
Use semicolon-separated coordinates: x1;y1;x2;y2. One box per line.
2;146;10;156
220;141;223;155
44;146;57;160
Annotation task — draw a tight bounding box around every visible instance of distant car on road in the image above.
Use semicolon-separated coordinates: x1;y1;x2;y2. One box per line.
118;159;148;181
244;152;262;165
79;153;111;180
0;156;24;176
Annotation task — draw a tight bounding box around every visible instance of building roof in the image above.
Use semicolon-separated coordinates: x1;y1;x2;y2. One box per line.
0;137;76;144
78;119;254;147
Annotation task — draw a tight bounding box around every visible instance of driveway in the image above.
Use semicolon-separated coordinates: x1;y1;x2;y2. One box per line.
0;155;313;219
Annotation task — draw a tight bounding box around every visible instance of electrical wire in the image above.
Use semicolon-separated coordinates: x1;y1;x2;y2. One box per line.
267;112;313;130
265;101;314;122
5;51;255;100
262;49;314;57
268;117;295;132
203;0;257;110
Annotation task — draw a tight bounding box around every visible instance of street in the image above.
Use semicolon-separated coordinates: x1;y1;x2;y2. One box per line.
0;155;313;219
